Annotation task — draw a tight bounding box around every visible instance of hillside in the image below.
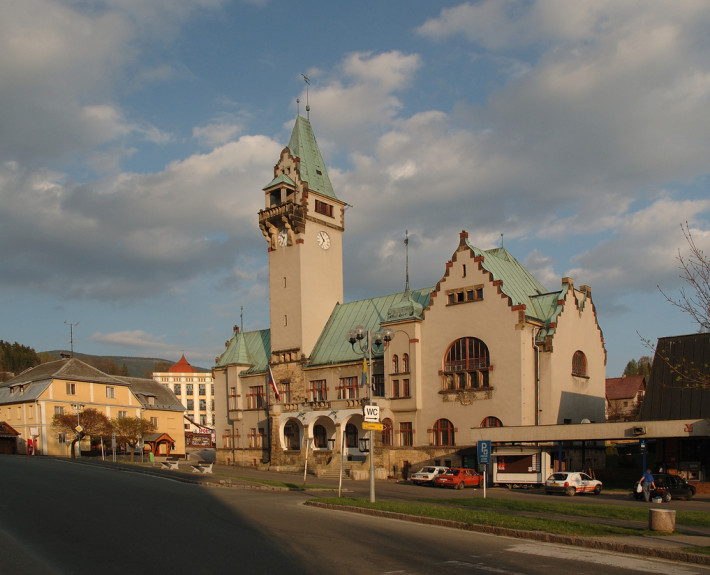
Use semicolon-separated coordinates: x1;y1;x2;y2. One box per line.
40;350;210;379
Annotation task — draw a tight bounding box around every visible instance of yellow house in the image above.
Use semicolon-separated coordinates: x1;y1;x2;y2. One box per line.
0;358;185;457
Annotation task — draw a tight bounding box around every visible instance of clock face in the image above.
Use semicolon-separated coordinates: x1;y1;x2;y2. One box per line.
316;231;331;250
277;228;288;247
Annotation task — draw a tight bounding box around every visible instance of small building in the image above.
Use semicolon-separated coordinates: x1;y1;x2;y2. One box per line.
0;421;20;454
0;358;186;457
605;375;646;421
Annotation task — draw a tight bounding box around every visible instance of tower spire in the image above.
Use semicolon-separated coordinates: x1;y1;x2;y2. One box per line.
301;74;310;119
404;230;410;294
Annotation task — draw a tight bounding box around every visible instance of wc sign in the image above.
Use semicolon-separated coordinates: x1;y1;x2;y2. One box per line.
363;405;380;423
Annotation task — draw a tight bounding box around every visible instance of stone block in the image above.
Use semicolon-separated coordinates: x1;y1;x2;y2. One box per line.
648;508;676;533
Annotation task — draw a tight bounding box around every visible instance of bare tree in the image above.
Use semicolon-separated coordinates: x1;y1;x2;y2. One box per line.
659;221;710;332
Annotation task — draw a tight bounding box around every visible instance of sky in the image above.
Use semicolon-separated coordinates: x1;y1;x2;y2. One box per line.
1;0;709;376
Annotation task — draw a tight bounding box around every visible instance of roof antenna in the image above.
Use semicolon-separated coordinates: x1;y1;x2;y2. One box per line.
64;320;79;357
404;230;410;293
301;73;310;119
500;233;504;248
296;97;300;116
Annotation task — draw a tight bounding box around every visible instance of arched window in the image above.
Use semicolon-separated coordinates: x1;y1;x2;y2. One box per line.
572;351;587;377
442;337;490;390
402;353;409;372
381;418;393;446
392;354;399;374
432;418;455;446
480;416;502;428
345;423;359;448
284;421;300;450
314;424;327;449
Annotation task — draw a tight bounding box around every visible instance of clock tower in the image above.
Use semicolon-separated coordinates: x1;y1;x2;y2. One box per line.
258;115;345;361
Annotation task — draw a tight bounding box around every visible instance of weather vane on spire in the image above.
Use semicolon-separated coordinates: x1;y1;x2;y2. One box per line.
301;73;310;119
404;230;410;293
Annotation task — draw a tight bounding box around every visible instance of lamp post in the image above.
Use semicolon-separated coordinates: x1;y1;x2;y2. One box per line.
347;325;394;503
71;403;85;457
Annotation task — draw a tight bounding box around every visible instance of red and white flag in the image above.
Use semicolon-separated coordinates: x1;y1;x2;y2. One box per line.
268;365;280;402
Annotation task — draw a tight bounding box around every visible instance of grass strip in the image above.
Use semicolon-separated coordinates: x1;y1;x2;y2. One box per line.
680;547;710;556
420;496;710;528
316;497;641;537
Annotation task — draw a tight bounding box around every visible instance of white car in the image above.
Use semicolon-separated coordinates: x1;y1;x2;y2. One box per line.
545;472;602;496
410;466;449;485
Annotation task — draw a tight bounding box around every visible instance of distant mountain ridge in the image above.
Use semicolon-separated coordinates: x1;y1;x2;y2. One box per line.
40;350;210;379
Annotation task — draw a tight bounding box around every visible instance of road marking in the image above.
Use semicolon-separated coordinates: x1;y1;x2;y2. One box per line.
506;542;704;574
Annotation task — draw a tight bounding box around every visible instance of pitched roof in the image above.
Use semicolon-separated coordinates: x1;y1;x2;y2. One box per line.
640;333;710;420
168;354;196;373
215;328;270;373
1;358;124;387
605;375;646;400
115;376;185;412
287;115;337;200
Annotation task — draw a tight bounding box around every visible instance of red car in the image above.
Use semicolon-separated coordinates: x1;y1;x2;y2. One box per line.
433;468;482;489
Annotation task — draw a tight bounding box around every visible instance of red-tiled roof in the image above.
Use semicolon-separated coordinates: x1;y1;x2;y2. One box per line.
168;354;196;373
606;375;646;400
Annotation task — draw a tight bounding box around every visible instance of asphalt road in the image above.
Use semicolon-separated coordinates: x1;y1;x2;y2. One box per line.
1;456;708;575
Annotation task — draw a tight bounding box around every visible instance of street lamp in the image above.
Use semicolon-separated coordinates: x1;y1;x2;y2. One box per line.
71;403;85;457
347;325;394;503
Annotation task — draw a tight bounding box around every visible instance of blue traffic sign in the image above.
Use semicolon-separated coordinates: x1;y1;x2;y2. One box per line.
477;440;491;464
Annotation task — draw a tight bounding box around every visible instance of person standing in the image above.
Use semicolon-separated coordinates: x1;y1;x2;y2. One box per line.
639;468;656;502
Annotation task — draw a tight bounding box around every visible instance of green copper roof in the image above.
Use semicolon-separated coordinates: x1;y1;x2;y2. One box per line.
288;115;337;200
215;328;270;374
263;172;295;190
309;288;433;367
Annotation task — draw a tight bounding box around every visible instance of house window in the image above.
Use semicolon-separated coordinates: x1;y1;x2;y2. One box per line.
211;384;214;396
199;399;207;411
54;406;64;416
315;199;333;217
382;418;393;446
186;399;194;410
199;384;206;396
173;384;181;395
186;383;193;395
392;355;399;374
345;423;359;448
392;379;400;398
248;386;265;409
338;377;359;400
228;387;238;410
402;353;409;373
200;415;207;426
279;383;291;404
223;429;238;449
150;417;158;427
66;382;76;395
249;428;265;448
480;416;502;428
118;411;127;419
442;337;490;390
106;386;115;399
58;432;67;444
399;422;413;446
314;425;328;449
310;380;327;401
403;379;410;397
572;351;588;377
432;419;455;446
372;374;385;397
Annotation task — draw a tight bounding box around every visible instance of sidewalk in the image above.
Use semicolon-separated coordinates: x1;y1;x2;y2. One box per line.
74;457;710;566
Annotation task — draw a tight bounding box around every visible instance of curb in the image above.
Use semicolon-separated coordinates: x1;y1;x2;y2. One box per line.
304;501;710;566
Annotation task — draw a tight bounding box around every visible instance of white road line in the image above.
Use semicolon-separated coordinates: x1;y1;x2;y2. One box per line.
506;542;705;574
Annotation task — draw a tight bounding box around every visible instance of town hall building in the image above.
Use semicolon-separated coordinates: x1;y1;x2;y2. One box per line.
212;115;606;478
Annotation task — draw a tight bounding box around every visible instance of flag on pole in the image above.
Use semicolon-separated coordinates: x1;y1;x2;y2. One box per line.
361;358;368;388
268;365;281;402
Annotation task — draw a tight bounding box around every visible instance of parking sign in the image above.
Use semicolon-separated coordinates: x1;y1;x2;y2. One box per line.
477;440;491;464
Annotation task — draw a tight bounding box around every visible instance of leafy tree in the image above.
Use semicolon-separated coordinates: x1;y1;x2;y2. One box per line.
623;356;651;376
111;416;156;461
52;408;111;458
